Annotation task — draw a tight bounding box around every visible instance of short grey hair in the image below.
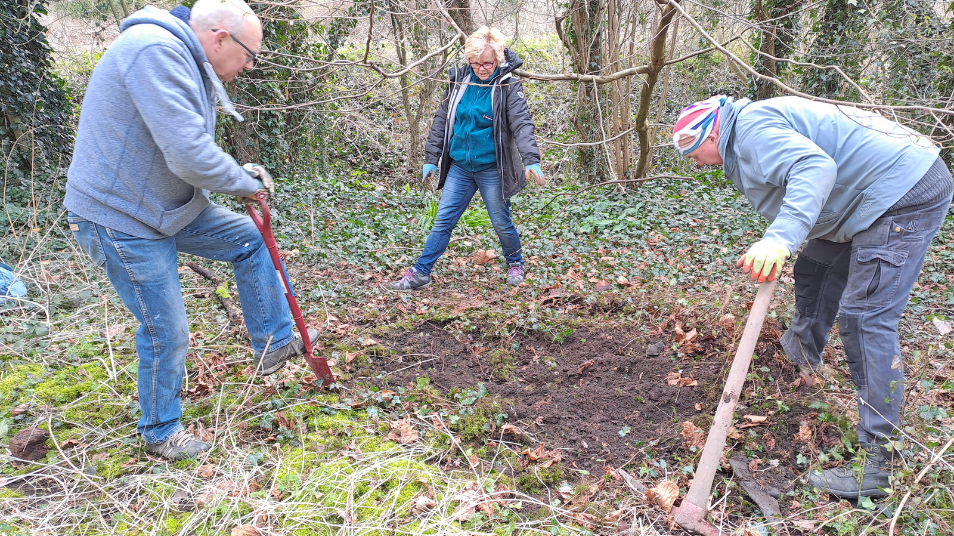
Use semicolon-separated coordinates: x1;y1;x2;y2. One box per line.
465;26;506;63
190;0;258;37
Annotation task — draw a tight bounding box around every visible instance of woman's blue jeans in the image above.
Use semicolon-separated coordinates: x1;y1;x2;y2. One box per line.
68;204;294;444
415;163;523;276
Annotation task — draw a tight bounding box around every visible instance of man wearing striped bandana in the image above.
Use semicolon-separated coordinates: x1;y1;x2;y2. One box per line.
673;95;953;499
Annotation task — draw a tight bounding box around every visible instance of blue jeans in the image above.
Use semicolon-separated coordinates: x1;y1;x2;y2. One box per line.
415;163;523;275
68;204;294;444
780;190;952;443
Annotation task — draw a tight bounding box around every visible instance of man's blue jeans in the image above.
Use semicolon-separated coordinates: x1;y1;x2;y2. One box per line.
415;163;523;276
68;204;294;444
780;188;952;444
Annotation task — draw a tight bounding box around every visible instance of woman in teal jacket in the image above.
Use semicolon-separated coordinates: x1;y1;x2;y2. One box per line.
390;27;543;290
674;95;953;499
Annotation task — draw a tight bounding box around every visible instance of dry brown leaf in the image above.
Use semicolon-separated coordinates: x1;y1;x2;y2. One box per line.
538;450;562;469
594;279;612;291
742;528;762;536
387;417;420;444
567;511;597;528
748;458;762;473
791;519;817;530
411;495;436;516
361;337;379;347
743;415;768;423
719;314;737;331
794;421;813;442
194;492;212;508
452;482;482;522
522;444;547;462
11;402;31;416
727;426;742;440
345;351;362;363
230;525;262;536
606;508;626;522
577;360;595;375
473;249;497;265
762;431;776;451
694;403;703;411
680;421;706;450
616;275;631;286
197;464;216;479
649;480;680;513
500;424;524;437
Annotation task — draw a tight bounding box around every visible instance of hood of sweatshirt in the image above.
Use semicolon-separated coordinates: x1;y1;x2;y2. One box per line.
121;6;243;120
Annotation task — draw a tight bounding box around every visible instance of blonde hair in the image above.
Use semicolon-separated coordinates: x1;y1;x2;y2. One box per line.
465;26;506;63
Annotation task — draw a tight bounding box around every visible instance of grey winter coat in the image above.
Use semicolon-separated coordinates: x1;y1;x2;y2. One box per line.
424;48;541;201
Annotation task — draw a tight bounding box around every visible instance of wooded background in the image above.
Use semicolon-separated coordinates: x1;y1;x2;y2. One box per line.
5;0;954;208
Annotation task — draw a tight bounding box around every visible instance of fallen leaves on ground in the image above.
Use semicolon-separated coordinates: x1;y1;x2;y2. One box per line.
577;359;595;374
680;421;706;450
387;417;420;444
794;421;813;441
519;444;562;468
500;423;525;438
666;371;698;387
737;414;768;428
473;249;497;265
230;525;261;536
719;313;737;332
10;402;30;416
411;495;436;516
645;480;680;513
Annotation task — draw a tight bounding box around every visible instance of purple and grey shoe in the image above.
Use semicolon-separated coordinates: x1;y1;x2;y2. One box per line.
506;264;525;286
389;267;432;290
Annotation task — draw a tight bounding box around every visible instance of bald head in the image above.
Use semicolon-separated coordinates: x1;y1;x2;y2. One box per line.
191;0;262;82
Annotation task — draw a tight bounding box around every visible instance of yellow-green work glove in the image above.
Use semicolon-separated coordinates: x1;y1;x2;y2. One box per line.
736;239;790;282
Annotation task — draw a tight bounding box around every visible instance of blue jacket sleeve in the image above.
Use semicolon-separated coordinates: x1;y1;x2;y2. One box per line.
122;43;259;196
735;125;838;253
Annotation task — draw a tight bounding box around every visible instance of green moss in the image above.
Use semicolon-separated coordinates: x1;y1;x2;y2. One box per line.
33;364;108;403
0;363;44;404
488;349;516;382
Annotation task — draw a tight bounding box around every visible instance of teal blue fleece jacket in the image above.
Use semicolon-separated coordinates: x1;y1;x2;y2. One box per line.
65;6;259;239
449;67;499;172
718;96;941;253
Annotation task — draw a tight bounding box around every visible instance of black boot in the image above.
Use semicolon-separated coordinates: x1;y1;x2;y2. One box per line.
807;442;897;499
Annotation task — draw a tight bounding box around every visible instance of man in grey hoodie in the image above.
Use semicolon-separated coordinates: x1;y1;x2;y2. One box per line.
65;0;315;461
674;95;953;499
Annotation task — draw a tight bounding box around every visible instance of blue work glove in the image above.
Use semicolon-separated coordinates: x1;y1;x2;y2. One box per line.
525;163;545;186
237;163;274;204
422;163;438;181
737;239;790;283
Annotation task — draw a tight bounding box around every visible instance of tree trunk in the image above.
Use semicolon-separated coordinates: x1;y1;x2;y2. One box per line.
632;2;676;179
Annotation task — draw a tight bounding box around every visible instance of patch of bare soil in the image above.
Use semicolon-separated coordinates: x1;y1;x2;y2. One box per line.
363;320;807;497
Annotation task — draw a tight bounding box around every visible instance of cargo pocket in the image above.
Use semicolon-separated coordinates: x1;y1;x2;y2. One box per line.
67;214;108;269
852;248;908;308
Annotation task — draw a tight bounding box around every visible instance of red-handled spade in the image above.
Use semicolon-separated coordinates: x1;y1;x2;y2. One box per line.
244;192;336;387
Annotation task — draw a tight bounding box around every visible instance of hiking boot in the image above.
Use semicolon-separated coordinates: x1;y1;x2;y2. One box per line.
254;328;319;376
807;442;897;498
506;264;525;286
389;267;431;290
145;428;211;461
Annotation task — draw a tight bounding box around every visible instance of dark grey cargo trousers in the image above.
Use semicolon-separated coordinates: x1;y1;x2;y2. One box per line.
781;171;952;443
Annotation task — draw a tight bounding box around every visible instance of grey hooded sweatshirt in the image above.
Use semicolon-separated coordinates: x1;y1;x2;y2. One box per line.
65;6;259;239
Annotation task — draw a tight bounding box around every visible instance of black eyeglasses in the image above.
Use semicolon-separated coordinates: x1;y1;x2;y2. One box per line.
211;28;258;64
468;60;496;70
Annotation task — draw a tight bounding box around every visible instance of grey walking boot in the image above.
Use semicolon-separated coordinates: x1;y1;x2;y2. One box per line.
807;442;897;498
506;264;525;286
254;329;319;376
145;429;211;461
389;267;431;290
